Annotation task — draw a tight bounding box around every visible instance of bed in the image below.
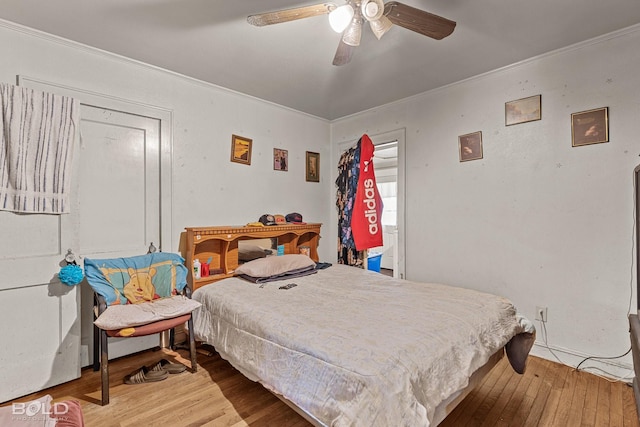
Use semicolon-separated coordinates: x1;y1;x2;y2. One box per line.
183;224;535;426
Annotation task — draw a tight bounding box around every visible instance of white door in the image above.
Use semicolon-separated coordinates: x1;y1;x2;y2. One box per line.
0;224;81;403
0;78;169;403
78;105;162;365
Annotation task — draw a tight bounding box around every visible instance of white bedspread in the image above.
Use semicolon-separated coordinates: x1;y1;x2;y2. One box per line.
193;264;531;426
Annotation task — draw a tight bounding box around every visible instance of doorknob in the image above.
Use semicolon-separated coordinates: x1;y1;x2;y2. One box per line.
60;249;83;286
64;248;77;265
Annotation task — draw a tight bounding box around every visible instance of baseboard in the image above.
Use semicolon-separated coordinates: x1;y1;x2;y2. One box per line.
530;342;633;381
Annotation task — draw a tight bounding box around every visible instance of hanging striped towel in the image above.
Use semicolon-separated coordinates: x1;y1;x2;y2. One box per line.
0;83;79;214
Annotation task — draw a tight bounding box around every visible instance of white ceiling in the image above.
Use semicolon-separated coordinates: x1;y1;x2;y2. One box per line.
2;0;640;120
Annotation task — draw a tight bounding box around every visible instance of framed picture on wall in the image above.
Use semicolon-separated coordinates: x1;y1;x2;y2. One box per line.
505;94;541;126
458;131;483;162
306;151;320;182
571;107;609;147
230;134;252;165
274;148;288;171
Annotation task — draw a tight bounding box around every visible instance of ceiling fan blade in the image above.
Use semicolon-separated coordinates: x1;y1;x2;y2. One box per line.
333;39;355;66
369;15;393;40
248;3;336;27
383;1;456;39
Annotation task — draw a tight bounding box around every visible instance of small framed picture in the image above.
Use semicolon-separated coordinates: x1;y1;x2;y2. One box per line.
458;131;483;162
571;107;609;147
505;94;541;126
274;148;288;171
306;151;320;182
230;134;252;165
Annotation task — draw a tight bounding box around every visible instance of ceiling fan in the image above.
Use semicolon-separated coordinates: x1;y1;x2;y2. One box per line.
247;1;456;66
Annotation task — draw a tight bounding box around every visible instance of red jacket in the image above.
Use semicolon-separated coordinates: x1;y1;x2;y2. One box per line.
352;134;384;250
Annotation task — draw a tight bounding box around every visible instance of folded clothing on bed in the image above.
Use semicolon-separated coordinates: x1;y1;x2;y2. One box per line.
237;265;317;284
234;254;316;283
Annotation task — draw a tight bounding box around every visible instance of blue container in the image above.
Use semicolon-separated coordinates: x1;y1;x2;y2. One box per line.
367;253;382;272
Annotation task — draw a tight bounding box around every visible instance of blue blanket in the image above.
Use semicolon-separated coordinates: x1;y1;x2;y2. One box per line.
84;253;188;306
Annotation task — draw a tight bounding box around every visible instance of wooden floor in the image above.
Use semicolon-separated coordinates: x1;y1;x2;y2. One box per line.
4;346;639;426
380;268;393;277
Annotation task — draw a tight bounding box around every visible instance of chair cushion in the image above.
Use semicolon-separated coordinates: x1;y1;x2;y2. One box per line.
106;314;192;337
84;253;188;306
94;295;201;330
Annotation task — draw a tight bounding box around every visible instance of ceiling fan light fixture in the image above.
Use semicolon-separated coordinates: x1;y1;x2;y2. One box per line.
369;15;392;39
329;4;354;33
361;0;384;21
342;19;362;46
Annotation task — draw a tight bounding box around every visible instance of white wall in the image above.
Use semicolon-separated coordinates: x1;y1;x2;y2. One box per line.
0;20;332;401
330;26;640;377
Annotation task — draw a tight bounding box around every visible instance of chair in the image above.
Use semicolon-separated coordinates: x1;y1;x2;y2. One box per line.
84;252;198;405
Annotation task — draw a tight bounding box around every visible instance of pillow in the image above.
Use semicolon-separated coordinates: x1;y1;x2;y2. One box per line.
0;395;56;427
238;244;271;262
84;253;188;306
94;295;201;330
51;400;85;427
234;254;315;278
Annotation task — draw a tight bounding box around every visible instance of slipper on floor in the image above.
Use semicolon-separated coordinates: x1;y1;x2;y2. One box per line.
149;358;187;374
124;366;169;384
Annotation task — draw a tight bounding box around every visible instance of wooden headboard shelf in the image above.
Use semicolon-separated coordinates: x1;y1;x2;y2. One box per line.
182;223;322;291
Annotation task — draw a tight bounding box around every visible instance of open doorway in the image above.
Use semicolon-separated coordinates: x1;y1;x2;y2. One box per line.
371;141;398;277
368;128;405;279
334;129;405;278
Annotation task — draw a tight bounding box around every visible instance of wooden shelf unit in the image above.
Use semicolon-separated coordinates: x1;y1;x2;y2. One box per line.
182;223;322;291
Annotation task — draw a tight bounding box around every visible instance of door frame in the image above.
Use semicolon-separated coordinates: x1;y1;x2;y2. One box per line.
334;129;406;279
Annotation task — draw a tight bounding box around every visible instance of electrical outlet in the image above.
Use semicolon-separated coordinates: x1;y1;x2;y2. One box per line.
535;306;548;322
